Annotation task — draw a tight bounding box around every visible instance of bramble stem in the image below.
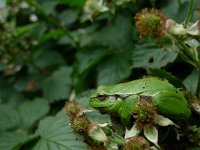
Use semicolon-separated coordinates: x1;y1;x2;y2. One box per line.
196;69;200;98
184;0;194;27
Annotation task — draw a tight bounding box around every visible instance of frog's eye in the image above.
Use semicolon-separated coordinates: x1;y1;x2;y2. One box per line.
97;95;106;101
108;96;116;103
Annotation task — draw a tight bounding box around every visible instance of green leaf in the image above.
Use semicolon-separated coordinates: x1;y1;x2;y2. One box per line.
0;0;6;8
132;41;177;68
59;0;85;8
0;104;21;131
18;98;50;129
33;110;87;150
58;9;78;25
160;0;188;22
14;73;45;92
76;90;111;123
80;13;135;51
16;23;46;40
97;52;131;85
31;23;47;40
0;85;25;107
76;48;109;75
42;29;66;42
43;67;72;102
183;70;198;95
74;47;110;92
13;135;40;150
0;131;29;150
147;68;184;88
30;50;66;72
40;0;58;14
186;147;200;150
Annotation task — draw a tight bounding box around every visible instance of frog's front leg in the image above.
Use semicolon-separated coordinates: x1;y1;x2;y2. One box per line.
118;95;140;126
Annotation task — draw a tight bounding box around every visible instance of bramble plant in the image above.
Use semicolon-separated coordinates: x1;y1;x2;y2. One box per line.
1;0;200;150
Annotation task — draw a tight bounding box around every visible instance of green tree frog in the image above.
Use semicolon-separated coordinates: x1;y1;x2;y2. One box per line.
89;77;191;126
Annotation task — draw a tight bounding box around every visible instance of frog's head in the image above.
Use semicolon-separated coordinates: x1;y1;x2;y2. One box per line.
89;94;123;114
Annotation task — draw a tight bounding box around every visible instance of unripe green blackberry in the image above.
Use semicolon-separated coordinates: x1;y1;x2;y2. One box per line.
132;99;157;129
134;8;167;38
124;136;150;150
65;101;81;116
72;115;90;135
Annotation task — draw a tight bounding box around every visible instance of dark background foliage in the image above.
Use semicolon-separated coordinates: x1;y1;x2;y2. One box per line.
0;0;199;149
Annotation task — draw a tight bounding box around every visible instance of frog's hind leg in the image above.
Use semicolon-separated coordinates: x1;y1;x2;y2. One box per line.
118;95;140;127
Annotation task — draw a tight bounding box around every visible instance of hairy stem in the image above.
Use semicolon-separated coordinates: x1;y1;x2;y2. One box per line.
196;69;200;98
184;0;194;27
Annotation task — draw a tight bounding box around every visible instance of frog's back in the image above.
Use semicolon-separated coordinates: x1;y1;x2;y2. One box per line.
98;77;176;95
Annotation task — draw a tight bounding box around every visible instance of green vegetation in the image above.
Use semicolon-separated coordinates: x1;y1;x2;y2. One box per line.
1;0;200;149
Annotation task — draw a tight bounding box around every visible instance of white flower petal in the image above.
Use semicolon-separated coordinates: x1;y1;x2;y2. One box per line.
106;142;118;150
124;124;141;139
150;146;159;150
89;125;108;142
154;115;179;128
77;109;95;116
167;19;187;35
98;123;110;127
186;20;200;35
144;126;160;148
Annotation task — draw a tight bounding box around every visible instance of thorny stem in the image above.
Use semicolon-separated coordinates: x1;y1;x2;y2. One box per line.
196;69;200;98
183;0;194;27
175;38;200;68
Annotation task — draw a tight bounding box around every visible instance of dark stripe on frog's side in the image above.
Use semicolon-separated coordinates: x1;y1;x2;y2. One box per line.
139;95;152;103
96;94;153;102
96;94;133;100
